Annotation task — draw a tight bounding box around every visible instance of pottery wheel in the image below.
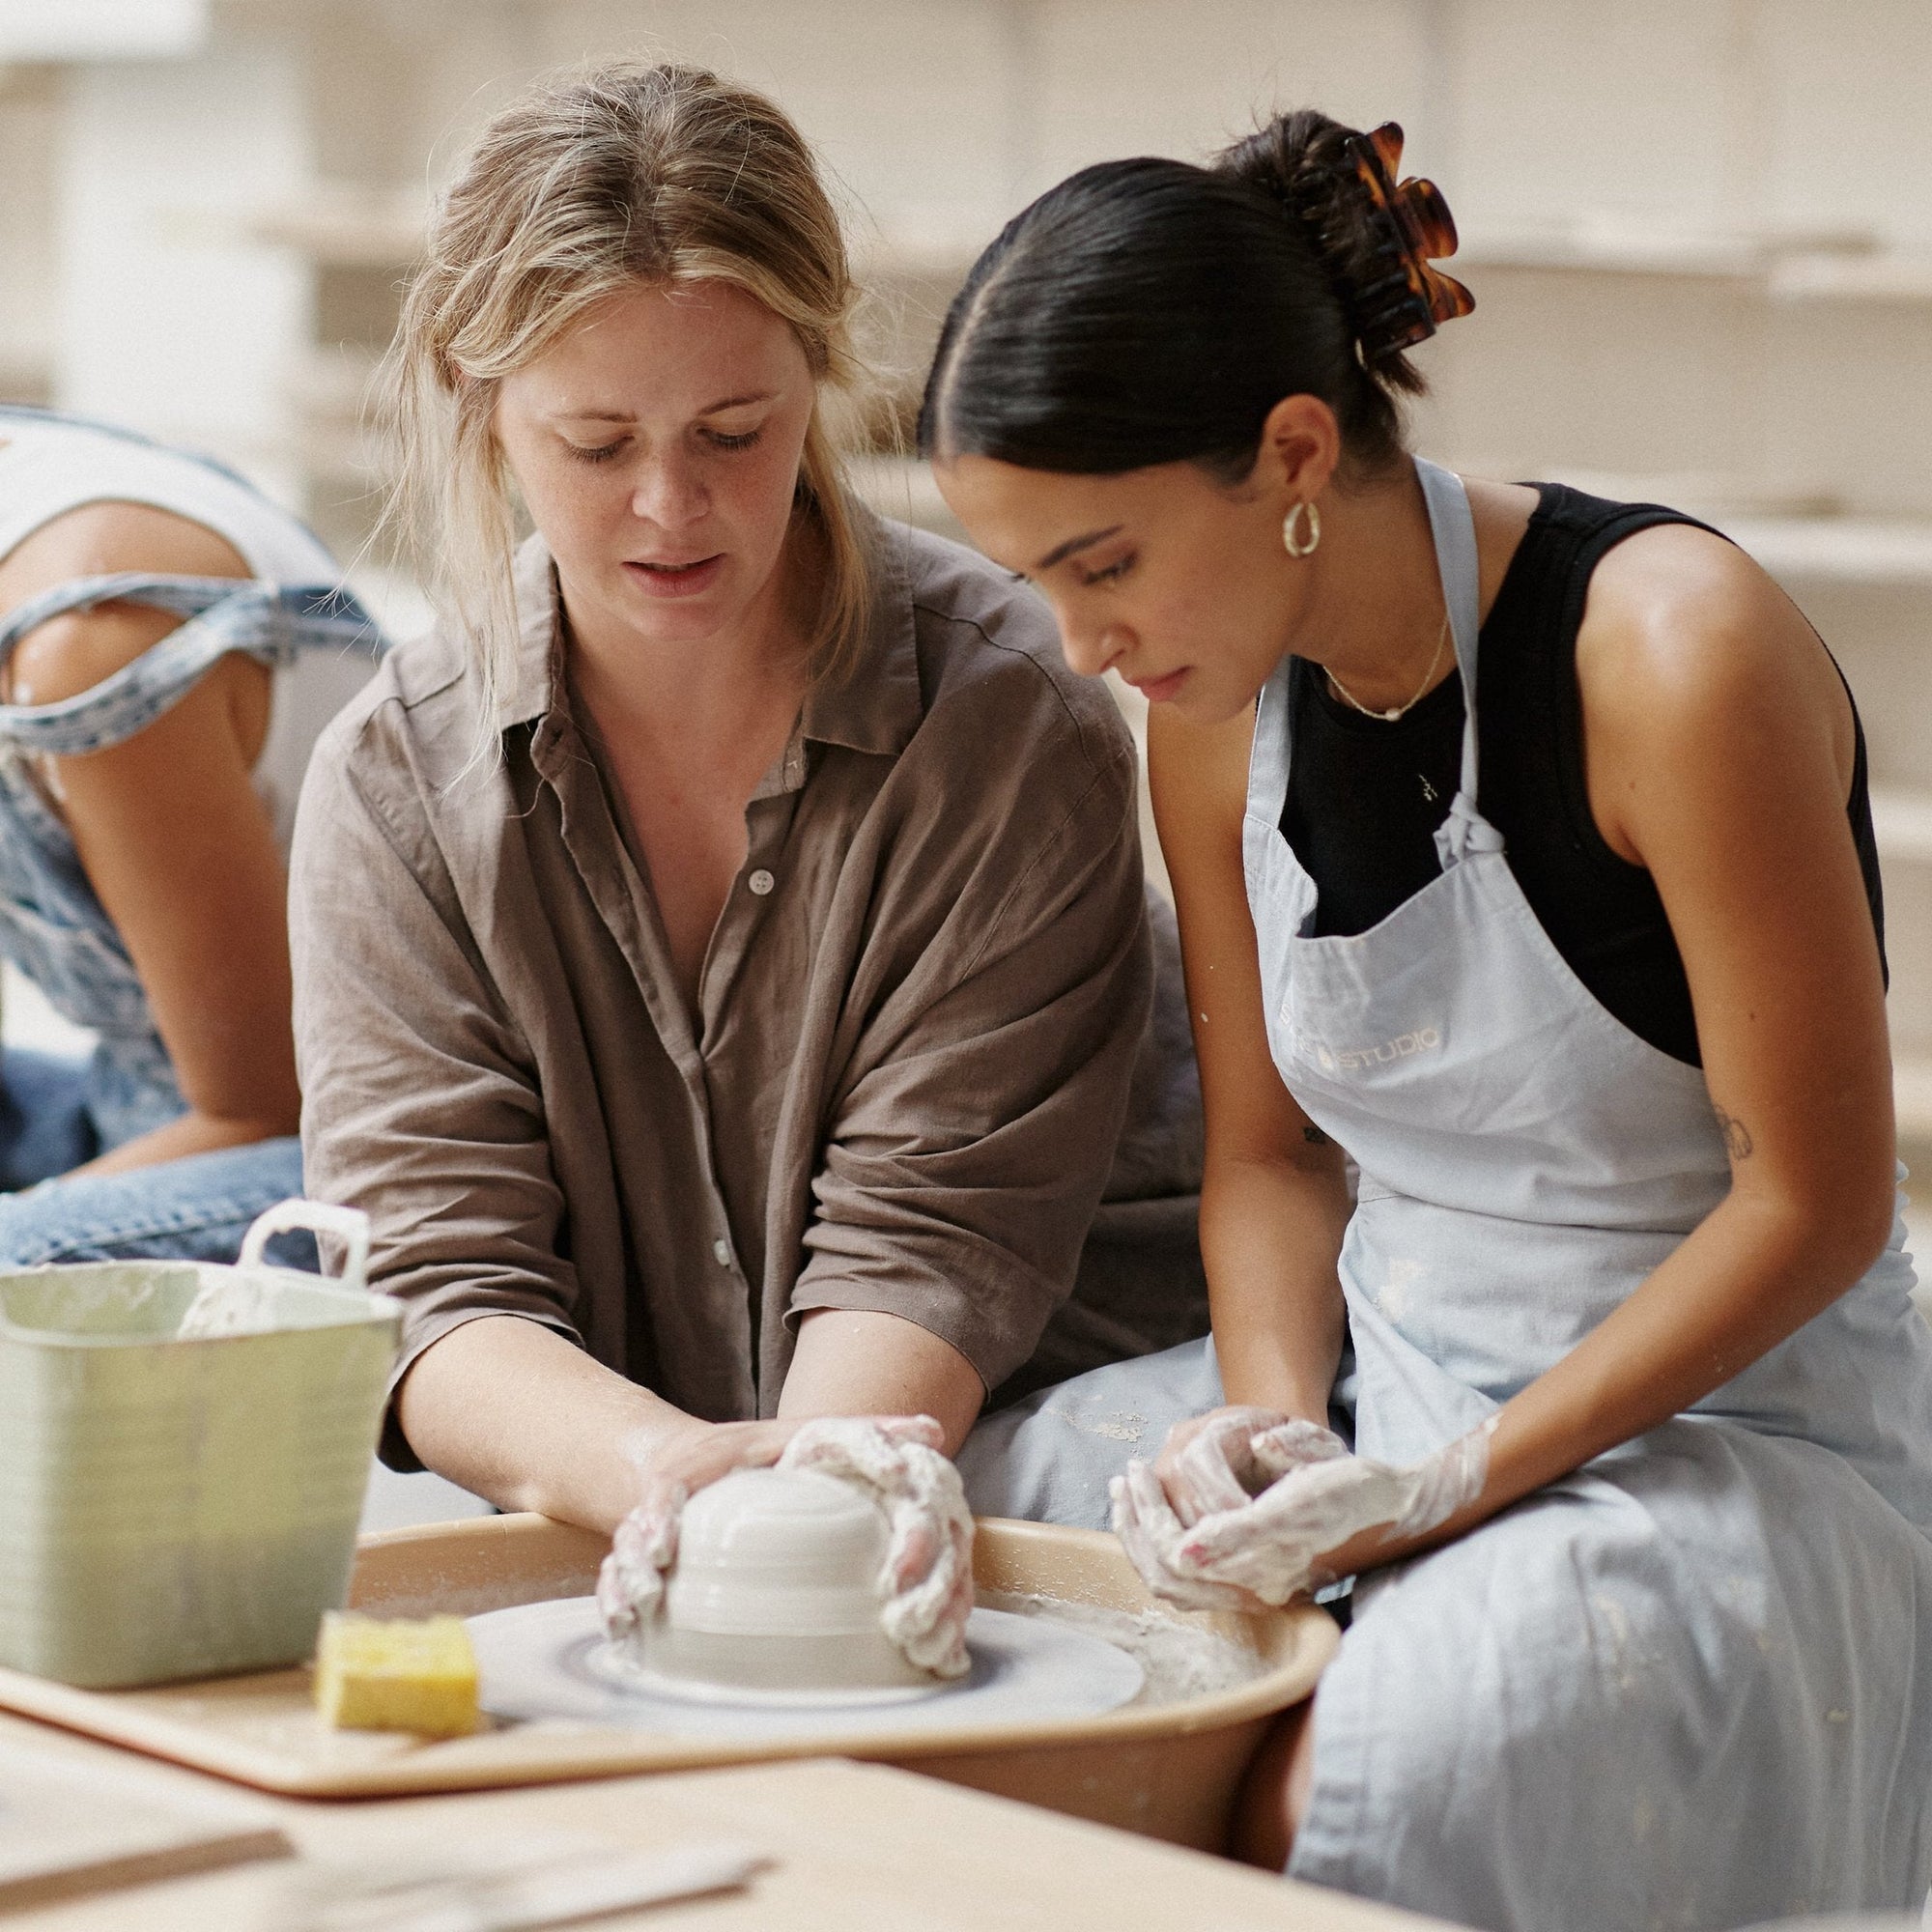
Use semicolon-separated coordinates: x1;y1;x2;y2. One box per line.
469;1601;1146;1741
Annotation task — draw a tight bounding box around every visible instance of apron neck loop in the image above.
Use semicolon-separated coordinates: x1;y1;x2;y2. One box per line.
1412;458;1500;867
0;573;385;757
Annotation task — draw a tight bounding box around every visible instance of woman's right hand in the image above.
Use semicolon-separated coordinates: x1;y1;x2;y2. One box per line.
634;1416;801;1513
1151;1406;1350;1525
1116;1411;1496;1612
595;1417;798;1641
1112;1406;1353;1612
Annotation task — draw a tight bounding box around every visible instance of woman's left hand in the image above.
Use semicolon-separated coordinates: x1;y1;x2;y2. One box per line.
781;1415;977;1677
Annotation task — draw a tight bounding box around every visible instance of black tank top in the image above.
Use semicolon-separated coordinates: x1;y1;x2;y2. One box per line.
1279;483;1887;1067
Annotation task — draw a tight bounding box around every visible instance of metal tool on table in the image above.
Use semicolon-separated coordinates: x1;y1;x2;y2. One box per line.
273;1833;770;1932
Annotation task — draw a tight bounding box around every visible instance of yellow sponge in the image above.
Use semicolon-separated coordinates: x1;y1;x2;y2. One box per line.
314;1611;480;1737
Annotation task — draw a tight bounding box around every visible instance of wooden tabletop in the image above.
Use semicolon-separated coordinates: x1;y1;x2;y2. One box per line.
0;1707;1455;1931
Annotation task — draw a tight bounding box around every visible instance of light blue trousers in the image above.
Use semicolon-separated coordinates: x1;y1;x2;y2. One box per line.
0;1046;313;1268
957;1337;1227;1529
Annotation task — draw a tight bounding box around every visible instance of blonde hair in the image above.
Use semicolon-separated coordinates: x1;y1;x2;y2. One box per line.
382;61;875;724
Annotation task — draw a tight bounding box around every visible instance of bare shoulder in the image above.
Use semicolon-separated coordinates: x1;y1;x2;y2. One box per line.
1578;523;1837;718
1463;475;1541;614
0;500;253;707
1575;522;1853;859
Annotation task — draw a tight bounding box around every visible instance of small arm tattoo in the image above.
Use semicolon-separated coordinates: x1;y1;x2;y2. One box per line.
1303;1124;1331;1146
1713;1105;1753;1161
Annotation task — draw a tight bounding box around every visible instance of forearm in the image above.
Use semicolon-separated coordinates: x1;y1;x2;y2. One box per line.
391;1306;986;1536
1485;1187;1879;1510
778;1308;985;1454
1199;1149;1351;1422
71;1105;297;1179
1337;1186;1885;1576
394;1315;703;1532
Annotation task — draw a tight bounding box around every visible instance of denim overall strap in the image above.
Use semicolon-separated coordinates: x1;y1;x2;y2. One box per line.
0;573;382;756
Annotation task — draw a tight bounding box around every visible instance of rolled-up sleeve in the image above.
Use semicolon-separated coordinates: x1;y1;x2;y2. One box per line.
289;715;580;1466
788;738;1153;1392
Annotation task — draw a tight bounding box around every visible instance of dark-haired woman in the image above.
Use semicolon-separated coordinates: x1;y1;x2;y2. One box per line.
923;112;1932;1930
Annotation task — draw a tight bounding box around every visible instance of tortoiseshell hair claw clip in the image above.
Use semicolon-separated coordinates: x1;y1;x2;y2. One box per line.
1337;121;1475;358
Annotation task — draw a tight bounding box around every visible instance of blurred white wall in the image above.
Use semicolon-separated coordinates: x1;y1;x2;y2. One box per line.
59;31;311;496
0;0;210;62
7;3;1929;509
2;0;1931;1123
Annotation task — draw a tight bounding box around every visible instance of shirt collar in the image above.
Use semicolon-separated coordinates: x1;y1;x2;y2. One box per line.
796;513;923;758
498;515;923;757
498;535;561;731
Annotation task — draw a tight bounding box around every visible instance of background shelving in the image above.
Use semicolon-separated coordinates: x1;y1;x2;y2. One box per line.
2;0;1930;1146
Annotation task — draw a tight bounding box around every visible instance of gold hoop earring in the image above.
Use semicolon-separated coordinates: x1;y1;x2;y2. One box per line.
1283;500;1321;558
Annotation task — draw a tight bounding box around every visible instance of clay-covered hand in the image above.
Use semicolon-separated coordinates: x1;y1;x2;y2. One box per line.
596;1417;794;1646
1109;1408;1352;1612
1112;1417;1496;1610
596;1484;680;1646
1153;1406;1352;1526
778;1416;976;1680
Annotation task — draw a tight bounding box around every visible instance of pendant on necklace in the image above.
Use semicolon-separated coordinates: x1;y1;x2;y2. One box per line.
1420;774;1439;803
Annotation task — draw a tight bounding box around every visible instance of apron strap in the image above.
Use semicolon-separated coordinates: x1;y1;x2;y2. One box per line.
1413;459;1505;868
0;572;383;755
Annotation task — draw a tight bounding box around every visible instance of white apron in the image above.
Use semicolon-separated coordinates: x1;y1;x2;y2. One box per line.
965;458;1932;1929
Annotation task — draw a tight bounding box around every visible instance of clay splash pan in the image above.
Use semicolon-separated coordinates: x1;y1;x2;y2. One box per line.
0;1515;1338;1852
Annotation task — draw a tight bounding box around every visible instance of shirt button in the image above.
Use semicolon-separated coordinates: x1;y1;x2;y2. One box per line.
712;1238;731;1267
748;868;775;896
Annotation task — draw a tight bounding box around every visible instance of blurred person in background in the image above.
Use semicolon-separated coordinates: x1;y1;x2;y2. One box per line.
0;406;383;1266
289;61;1206;1619
925;110;1932;1931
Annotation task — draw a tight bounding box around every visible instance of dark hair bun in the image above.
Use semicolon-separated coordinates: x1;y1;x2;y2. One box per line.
1215;110;1467;393
920;106;1469;480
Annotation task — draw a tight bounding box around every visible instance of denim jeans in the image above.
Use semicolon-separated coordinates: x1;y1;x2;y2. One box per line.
0;1046;314;1269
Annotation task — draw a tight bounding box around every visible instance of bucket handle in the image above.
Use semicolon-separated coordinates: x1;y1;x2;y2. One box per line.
238;1199;372;1292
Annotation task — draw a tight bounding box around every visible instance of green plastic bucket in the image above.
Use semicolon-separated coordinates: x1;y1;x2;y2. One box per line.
0;1201;400;1689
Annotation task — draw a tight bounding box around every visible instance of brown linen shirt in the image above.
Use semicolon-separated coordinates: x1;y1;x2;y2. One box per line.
291;521;1205;1467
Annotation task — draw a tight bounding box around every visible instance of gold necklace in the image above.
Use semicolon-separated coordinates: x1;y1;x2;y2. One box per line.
1325;612;1450;724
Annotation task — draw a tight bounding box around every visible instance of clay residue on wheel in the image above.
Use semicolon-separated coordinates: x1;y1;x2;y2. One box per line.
976;1590;1261;1706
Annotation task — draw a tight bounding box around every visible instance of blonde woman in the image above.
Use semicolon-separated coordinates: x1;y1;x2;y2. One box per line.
290;63;1205;1596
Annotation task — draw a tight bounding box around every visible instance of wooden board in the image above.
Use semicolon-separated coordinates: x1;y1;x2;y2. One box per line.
0;1726;1456;1932
0;1737;289;1914
0;1517;1337;1852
